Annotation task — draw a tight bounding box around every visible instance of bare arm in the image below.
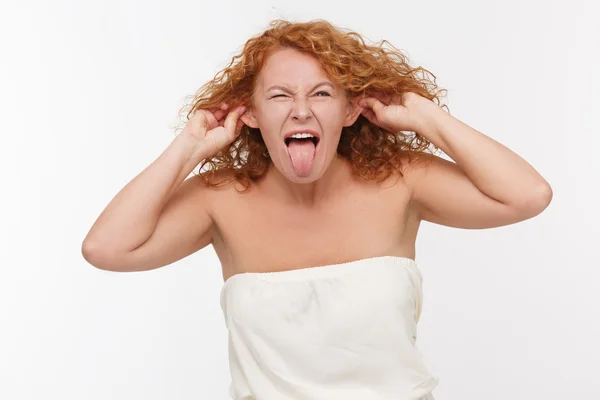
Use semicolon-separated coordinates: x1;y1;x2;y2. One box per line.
81;133;214;271
403;96;553;229
81;104;246;271
403;152;550;229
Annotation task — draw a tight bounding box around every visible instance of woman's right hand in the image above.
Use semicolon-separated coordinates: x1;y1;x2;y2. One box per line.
182;103;247;157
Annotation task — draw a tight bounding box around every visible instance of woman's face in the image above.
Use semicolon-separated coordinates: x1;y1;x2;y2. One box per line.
241;48;362;183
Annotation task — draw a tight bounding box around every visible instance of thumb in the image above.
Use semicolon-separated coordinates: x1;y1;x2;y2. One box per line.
223;106;247;135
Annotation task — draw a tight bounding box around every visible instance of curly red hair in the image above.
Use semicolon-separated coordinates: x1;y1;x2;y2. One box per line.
175;19;448;191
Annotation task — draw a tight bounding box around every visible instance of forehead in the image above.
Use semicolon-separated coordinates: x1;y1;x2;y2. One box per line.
257;48;331;87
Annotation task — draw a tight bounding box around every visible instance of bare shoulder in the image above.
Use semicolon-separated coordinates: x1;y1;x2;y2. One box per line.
189;167;252;213
187;167;245;192
394;151;450;223
397;151;440;177
374;151;438;203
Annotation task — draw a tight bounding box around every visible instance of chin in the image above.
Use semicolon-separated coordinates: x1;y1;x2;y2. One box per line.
285;172;324;184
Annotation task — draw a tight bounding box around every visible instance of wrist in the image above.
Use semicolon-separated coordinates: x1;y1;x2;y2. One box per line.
409;97;446;136
174;132;213;161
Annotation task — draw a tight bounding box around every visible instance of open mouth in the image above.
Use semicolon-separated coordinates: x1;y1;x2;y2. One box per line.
284;136;320;147
283;134;321;176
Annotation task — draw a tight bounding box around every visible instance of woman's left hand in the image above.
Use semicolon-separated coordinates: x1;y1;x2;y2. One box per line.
359;92;431;133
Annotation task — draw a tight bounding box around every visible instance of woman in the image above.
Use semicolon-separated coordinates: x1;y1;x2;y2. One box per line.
82;19;553;400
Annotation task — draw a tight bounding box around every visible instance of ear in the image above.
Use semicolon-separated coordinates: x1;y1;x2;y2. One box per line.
240;107;259;129
343;96;364;127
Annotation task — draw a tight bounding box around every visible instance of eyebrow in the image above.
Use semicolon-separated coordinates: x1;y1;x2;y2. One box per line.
266;82;334;93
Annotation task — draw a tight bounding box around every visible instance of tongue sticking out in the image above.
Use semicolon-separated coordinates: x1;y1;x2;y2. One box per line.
286;139;317;177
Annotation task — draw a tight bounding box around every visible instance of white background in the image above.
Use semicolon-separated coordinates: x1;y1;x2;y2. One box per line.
1;0;599;399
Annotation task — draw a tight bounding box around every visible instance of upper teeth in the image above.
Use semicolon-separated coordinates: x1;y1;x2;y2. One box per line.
289;133;315;139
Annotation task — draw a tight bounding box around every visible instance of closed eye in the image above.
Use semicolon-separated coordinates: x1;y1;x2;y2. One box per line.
270;91;331;99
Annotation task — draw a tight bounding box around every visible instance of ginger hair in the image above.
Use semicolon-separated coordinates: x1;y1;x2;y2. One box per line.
175;19;448;191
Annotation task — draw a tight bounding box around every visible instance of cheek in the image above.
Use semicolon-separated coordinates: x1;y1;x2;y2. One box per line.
257;103;289;122
312;103;347;127
254;112;283;146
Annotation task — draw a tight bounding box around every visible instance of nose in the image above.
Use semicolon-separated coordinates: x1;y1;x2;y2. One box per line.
290;97;313;121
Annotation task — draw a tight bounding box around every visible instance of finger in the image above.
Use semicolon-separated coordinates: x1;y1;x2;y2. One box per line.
213;103;230;120
195;109;219;130
361;108;377;123
189;109;208;132
390;94;403;104
223;106;247;136
360;97;385;115
204;102;228;112
214;108;228;121
235;118;246;134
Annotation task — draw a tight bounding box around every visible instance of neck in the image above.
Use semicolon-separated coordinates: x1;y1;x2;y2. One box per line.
263;155;352;208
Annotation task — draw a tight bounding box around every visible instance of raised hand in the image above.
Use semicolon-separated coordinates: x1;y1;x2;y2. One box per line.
182;103;247;156
359;92;429;133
